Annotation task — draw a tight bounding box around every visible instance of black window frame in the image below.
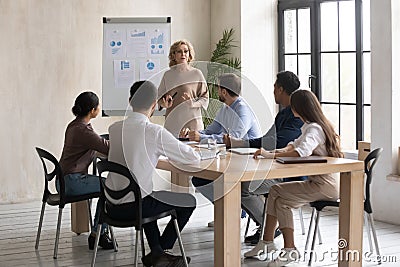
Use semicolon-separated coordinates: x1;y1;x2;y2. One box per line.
278;0;370;149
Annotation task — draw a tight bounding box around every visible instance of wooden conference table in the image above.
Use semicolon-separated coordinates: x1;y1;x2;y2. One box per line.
156;152;364;267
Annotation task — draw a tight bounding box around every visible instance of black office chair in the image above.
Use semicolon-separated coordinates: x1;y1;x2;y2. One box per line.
88;134;109;229
91;160;188;267
35;147;100;259
244;177;322;244
305;148;383;266
243;193;321;244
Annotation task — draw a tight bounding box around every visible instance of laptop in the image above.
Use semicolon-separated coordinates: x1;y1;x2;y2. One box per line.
276;156;328;164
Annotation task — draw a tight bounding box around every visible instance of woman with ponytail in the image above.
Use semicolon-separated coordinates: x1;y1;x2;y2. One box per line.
244;89;343;266
59;91;113;250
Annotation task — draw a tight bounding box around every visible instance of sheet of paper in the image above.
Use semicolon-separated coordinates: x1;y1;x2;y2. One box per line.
113;60;135;89
106;29;126;58
139;58;161;80
229;147;259;155
148;29;167;56
126;28;147;58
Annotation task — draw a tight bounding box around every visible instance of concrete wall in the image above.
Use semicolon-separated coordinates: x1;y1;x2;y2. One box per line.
0;0;210;203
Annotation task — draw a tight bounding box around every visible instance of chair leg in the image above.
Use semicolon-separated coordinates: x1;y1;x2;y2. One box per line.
108;226;118;252
364;212;373;252
259;197;268;239
134;230;140;267
173;219;188;267
141;229;146;259
90;224;102;267
367;213;381;265
244;216;251;237
35;202;46;249
308;211;321;266
53;208;63;259
305;208;316;251
87;200;93;229
317;223;323;245
298;207;305;235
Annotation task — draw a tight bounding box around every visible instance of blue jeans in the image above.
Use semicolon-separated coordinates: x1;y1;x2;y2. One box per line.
56;173;107;234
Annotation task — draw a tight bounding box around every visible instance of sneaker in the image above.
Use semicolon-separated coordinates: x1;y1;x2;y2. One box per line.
88;233;115;250
244;240;278;258
267;248;300;267
244;227;261;245
142;251;191;267
245;228;282;245
207;221;214;227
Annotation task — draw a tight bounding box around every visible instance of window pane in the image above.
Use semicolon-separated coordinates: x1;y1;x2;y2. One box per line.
298;8;311;53
322;104;339;134
298;55;311;89
363;52;371;104
363;105;371;142
340;105;356;150
363;0;371;51
284;10;297;53
285;55;297;74
339;1;356;51
321;53;339;102
321;2;338;52
340;53;356;103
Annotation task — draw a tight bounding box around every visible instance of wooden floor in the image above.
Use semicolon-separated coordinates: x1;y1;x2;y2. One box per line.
1;193;400;267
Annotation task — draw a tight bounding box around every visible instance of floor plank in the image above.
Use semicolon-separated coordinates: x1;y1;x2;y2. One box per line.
0;194;399;266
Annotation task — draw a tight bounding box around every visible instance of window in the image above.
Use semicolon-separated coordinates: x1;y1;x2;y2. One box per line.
278;0;370;150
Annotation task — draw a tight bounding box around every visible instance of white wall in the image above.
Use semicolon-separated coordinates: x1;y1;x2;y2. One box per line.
240;0;277;132
370;0;400;224
0;0;210;203
210;0;277;133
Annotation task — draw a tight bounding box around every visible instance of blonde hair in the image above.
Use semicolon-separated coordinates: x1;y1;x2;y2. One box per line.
168;39;195;67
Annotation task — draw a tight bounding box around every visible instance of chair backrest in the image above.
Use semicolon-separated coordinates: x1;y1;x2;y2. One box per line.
91;133;109;175
364;147;383;214
35;147;64;202
96;160;143;225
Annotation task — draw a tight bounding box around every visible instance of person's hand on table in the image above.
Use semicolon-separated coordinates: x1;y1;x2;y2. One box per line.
188;130;200;142
179;128;190;138
222;134;231;148
253;148;275;159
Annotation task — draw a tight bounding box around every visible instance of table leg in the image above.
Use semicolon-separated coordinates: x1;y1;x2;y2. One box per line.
71;201;90;234
170;172;191;193
339;170;364;267
214;176;241;267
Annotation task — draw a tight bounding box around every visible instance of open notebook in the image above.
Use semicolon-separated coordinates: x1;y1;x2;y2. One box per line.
275;156;327;164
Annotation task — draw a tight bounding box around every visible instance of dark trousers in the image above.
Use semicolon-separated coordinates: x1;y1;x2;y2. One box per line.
107;190;196;256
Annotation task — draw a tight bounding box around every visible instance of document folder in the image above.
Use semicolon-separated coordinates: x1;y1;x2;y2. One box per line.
276;156;328;164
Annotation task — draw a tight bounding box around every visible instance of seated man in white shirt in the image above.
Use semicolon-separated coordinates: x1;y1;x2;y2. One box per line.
106;80;201;267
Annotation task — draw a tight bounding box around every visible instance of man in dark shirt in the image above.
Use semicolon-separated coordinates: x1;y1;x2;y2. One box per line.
224;71;303;244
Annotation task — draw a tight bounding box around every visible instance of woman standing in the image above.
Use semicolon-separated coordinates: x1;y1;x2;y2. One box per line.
244;89;343;266
59;91;113;250
158;39;209;137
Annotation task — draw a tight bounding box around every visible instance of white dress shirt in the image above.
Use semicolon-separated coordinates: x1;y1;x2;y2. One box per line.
106;112;201;204
290;122;327;157
290;122;339;186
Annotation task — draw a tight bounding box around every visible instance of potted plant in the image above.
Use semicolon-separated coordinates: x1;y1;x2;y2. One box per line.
203;28;241;127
